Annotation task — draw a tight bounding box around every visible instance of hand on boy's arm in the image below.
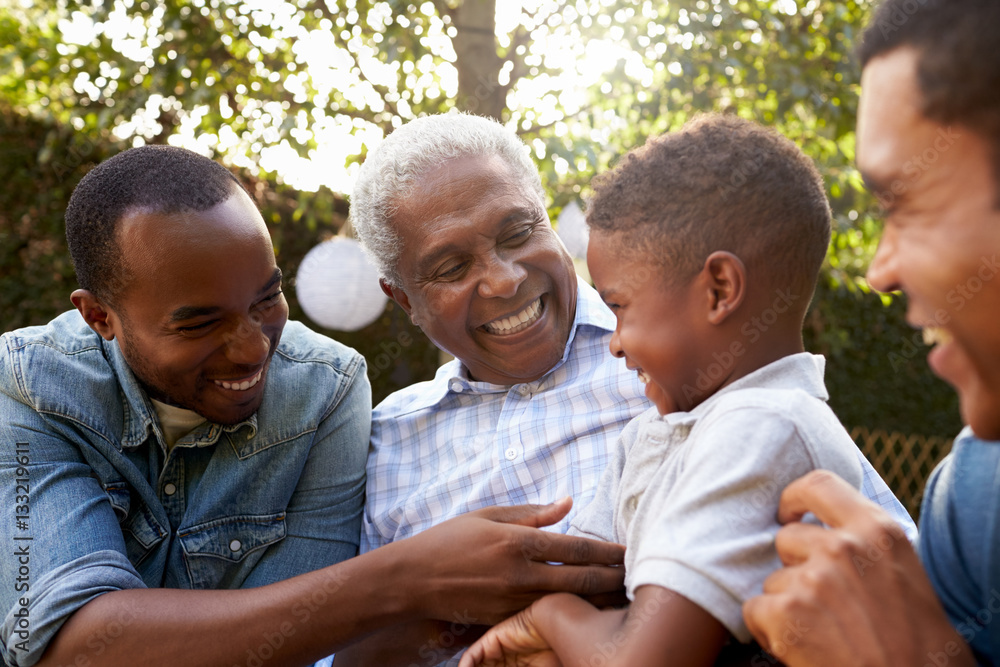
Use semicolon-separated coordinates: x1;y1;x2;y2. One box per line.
743;470;975;667
402;497;626;625
334;498;626;667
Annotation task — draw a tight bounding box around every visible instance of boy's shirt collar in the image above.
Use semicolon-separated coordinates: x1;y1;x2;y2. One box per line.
661;352;829;428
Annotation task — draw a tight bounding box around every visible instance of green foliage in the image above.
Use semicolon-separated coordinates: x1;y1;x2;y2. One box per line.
0;0;965;434
0;110;111;328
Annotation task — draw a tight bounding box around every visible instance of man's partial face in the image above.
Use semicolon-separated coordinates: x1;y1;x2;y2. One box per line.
860;47;1000;439
388;154;577;385
110;187;288;425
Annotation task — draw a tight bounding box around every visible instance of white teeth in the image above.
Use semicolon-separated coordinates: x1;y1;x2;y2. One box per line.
483;298;543;335
637;371;651;385
922;327;953;347
215;370;262;391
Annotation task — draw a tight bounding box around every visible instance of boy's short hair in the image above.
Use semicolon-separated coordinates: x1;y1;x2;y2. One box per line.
65;145;245;307
586;114;831;297
858;0;1000;198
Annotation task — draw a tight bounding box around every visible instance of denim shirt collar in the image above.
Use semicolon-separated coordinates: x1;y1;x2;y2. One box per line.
103;336;257;452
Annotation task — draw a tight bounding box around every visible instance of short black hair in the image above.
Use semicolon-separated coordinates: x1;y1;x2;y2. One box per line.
858;0;1000;193
587;114;831;298
65;144;246;306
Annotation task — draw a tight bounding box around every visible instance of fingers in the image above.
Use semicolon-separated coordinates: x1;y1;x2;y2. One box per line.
742;594;778;656
516;530;625;566
458;643;484;667
758;561;800;595
776;470;877;527
474;497;573;528
527;561;626;596
772;522;830;567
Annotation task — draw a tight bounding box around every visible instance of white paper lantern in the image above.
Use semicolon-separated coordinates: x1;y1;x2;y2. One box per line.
556;200;589;260
295;237;389;331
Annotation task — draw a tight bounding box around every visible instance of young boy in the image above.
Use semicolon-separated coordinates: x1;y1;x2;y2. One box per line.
459;114;864;666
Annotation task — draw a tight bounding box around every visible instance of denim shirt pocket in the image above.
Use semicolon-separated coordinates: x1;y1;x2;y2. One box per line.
104;482;131;520
178;513;287;589
104;481;167;566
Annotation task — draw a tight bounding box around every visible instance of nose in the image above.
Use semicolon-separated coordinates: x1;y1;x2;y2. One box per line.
866;225;900;293
477;254;527;299
609;327;625;359
225;314;271;366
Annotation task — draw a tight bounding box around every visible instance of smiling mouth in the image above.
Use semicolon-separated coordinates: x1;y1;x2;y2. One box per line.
636;370;652;385
482;298;543;335
214;369;263;392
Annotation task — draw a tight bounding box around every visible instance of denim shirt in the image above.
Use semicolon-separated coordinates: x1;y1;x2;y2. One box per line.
919;427;1000;664
0;311;370;667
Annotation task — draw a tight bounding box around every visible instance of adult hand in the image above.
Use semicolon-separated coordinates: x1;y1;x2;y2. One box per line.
396;497;625;625
743;470;973;667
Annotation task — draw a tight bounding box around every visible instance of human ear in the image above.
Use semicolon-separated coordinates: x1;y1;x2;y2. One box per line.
70;289;120;341
380;279;420;326
701;251;746;325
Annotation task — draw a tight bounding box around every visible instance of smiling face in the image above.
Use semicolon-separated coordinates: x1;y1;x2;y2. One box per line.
103;187;288;425
386;154;577;385
860;47;1000;439
587;231;709;415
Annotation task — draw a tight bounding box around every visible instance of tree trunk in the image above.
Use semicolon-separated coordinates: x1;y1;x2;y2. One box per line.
452;0;505;120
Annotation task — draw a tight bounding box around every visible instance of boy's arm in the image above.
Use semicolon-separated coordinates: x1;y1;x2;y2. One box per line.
462;586;729;667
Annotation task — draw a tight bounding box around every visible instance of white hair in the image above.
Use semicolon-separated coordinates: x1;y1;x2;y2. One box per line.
350;112;546;287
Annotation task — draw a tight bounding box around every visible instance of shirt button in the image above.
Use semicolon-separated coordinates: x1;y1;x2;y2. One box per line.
229;539;242;552
517;385;530;396
505;448;518;460
450;381;463;393
163;483;177;496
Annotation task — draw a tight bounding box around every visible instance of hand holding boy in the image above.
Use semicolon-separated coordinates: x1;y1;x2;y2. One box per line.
743;471;973;667
403;498;626;625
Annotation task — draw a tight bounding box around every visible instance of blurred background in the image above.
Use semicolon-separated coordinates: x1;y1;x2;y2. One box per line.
0;0;959;514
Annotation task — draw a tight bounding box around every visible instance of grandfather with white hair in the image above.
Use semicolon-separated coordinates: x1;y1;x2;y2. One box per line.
336;112;916;666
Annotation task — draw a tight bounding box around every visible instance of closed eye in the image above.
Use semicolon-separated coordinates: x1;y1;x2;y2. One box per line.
257;290;284;307
435;261;469;280
501;227;533;245
177;320;217;332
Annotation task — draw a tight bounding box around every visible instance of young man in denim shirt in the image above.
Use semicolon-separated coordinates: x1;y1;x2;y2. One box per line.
0;146;627;667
